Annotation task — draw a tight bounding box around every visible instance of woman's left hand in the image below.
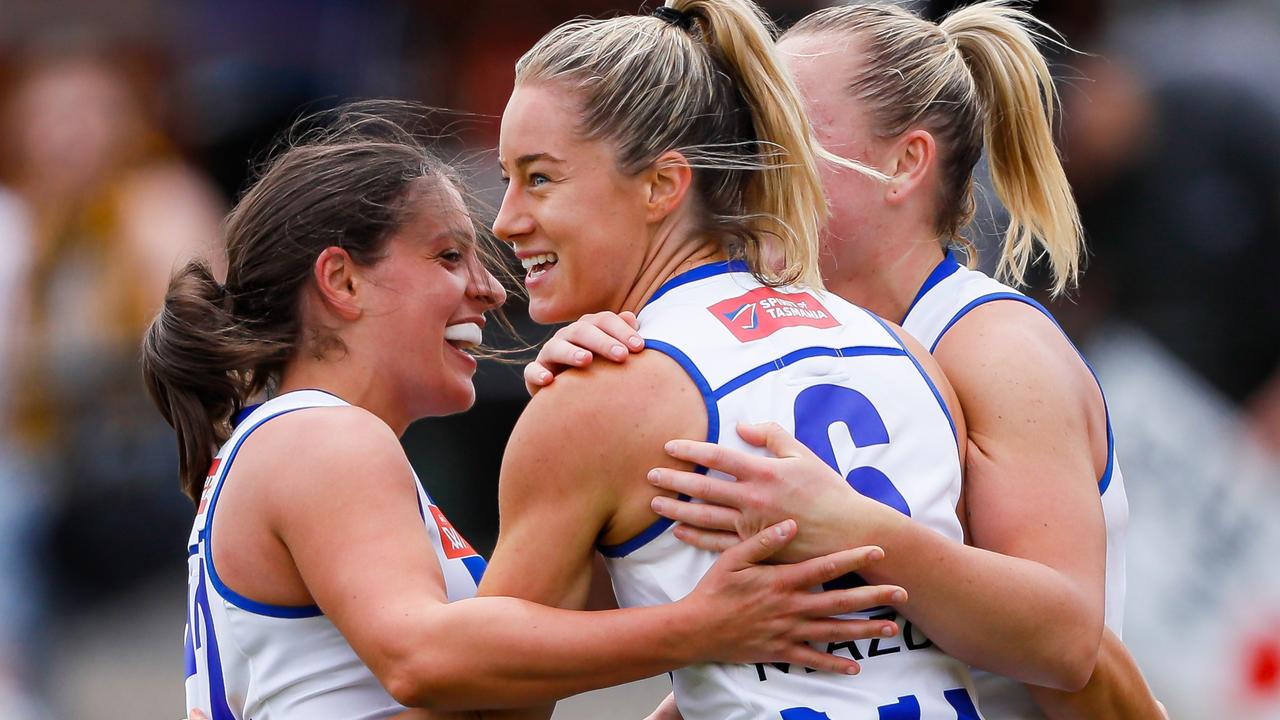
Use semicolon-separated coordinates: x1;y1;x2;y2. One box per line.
524;311;643;395
648;422;885;564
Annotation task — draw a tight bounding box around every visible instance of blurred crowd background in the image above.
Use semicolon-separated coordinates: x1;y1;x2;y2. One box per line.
0;0;1276;718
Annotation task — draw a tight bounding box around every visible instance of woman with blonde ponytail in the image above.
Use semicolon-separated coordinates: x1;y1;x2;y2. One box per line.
531;2;1163;718
482;1;1004;718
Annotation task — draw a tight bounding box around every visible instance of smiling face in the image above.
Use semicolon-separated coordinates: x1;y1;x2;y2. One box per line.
359;181;506;418
492;83;653;324
779;33;896;272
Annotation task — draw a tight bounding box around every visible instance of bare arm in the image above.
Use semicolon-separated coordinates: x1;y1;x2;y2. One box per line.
257;406;898;715
1028;628;1166;719
939;302;1159;714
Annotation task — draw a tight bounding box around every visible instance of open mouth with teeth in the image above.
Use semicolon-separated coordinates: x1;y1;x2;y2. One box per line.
443;322;483;354
521;252;559;279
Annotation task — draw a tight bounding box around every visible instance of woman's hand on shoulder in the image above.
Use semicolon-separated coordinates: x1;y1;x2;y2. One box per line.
524;311;643;395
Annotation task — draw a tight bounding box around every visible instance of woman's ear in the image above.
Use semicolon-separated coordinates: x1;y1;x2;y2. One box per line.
312;246;363;321
645;150;695;223
885;129;936;205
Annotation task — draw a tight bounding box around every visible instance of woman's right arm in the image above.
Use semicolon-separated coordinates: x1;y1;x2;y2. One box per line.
263;405;900;713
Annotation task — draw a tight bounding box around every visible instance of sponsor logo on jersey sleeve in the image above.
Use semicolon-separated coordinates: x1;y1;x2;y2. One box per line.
428;504;478;559
708;288;839;342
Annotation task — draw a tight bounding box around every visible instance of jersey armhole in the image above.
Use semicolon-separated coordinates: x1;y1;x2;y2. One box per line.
201;408;324;619
597;339;717;559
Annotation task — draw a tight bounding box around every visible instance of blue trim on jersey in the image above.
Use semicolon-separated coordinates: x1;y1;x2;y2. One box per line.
202;407;324;619
184;620;197;679
598;339;716;559
863;311;960;451
712;345;908;401
902;249;961;323
644;260;750;308
194;561;237;720
930;291;1117;492
461;555;487;585
231;403;261;429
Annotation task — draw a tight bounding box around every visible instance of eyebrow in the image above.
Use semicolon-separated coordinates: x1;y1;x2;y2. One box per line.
499;152;565;171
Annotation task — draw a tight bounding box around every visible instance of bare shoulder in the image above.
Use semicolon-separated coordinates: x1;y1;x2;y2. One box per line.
233;404;413;502
502;347;707;543
933;299;1107;475
512;347;707;452
932;299;1101;413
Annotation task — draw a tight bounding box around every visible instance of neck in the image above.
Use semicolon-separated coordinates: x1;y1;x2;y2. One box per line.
615;222;727;315
823;227;947;324
276;353;410;437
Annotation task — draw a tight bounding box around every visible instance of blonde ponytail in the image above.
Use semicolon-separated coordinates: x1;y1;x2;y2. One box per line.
516;0;827;289
942;1;1082;294
786;1;1082;294
671;1;827;288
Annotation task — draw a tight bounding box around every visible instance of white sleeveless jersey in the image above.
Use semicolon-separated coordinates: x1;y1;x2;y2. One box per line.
183;390;486;720
902;253;1129;719
603;262;985;720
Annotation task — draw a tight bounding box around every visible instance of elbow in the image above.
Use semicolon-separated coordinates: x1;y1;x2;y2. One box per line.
382;663;437;709
377;645;460;710
1042;617;1102;692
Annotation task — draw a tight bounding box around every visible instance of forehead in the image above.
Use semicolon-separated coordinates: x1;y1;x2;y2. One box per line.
400;179;474;240
778;33;872;135
778;32;867;99
498;83;596;164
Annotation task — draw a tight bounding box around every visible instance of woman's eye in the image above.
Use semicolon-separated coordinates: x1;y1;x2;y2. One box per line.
499;175;510;186
441;249;464;263
530;173;550;187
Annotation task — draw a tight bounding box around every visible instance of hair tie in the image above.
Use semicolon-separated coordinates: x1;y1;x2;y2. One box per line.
654;6;694;32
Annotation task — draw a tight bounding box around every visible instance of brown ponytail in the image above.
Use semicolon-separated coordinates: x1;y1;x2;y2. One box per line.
142;260;287;499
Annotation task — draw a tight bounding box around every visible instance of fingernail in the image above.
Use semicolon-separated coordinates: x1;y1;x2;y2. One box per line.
651;496;670;512
664;440;677;453
882;625;896;637
845;665;859;675
868;547;884;562
610;344;627;359
775;524;788;538
539;371;551;383
628;335;644;349
890;590;906;603
647;468;661;483
574;350;589;362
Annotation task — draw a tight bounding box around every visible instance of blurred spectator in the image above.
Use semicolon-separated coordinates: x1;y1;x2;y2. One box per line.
0;47;224;713
1057;2;1280;454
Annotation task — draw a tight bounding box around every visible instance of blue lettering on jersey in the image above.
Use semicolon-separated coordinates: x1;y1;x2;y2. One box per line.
782;688;978;720
781;708;831;719
792;384;911;517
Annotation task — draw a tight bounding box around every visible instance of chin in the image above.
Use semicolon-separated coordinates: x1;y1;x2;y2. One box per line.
528;298;575;326
419;382;477;419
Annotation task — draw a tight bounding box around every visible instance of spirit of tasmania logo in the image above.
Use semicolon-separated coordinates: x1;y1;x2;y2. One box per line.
708;287;839;342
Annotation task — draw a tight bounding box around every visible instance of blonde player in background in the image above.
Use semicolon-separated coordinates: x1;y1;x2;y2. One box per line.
529;2;1164;718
